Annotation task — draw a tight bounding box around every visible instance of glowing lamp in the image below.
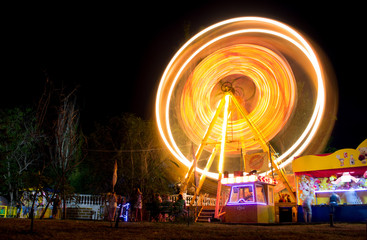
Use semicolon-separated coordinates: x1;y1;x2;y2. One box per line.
249;175;257;182
228;177;235;184
243;176;249;182
221;178;228;184
236;176;243;183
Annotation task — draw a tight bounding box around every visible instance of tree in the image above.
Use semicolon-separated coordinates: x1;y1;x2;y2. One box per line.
0;108;45;206
85;113;177;201
48;88;86;219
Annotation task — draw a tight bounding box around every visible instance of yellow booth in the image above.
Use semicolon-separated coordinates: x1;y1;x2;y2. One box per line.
292;139;367;222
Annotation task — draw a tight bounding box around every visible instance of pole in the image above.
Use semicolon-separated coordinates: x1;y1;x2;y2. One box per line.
215;94;230;219
268;144;274;179
190;147;217;206
115;203;122;228
180;97;226;194
214;173;222;218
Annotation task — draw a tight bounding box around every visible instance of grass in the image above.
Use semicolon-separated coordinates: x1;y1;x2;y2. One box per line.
0;218;366;240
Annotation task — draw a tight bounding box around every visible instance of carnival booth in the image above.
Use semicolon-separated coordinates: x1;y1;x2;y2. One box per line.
220;171;277;223
293;139;367;222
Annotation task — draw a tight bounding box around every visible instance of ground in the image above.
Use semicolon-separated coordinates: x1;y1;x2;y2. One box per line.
0;218;366;240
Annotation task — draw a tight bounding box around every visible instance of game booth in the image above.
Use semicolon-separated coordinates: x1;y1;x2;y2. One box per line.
293;139;367;222
220;171;277;223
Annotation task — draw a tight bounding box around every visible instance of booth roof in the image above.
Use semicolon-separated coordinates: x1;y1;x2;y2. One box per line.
292;139;367;173
294;167;367;178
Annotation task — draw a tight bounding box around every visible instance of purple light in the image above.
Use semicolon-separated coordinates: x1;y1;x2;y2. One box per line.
315;189;367;193
227;183;268;205
118;203;130;222
226;202;267;206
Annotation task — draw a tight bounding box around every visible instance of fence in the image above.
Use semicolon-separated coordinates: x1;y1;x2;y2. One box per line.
0;205;17;218
65;194;105;220
168;194;216;206
1;193;216;220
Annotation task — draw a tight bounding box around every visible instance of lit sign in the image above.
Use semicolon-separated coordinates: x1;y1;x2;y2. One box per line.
315;189;367;193
221;174;277;185
227;202;267;206
331;172;359;184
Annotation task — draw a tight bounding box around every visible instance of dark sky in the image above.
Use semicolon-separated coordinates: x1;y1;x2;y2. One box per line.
1;1;366;150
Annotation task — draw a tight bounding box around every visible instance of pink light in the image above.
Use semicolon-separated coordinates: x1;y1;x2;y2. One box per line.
227;202;267;206
315;189;367;193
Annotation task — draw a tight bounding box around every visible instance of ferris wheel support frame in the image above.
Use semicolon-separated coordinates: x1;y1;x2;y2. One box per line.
179;91;296;218
180;97;226;194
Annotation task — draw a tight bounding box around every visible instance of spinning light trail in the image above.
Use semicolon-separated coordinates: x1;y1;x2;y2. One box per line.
181;44;296;155
156;17;333;180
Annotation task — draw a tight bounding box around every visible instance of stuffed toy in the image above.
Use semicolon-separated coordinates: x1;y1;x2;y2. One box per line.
358;147;367;164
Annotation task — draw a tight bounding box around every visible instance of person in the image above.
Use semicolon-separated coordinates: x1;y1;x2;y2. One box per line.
159;194;172;222
21;193;30;218
173;194;187;219
134;188;143;221
244;187;253;201
52;195;61;219
114;195;126;227
302;192;313;223
150;193;161;222
329;192;341;214
116;195;122;220
103;193;110;221
16;198;22;218
108;192;117;221
120;196;130;222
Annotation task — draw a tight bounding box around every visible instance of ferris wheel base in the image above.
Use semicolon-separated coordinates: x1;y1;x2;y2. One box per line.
221;204;275;223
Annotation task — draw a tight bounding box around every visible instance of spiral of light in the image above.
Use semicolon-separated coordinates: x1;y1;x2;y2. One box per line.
156;17;330;179
180;44;296;154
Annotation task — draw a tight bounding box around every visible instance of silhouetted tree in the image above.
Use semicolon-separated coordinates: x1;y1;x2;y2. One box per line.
0;108;45;206
85;113;177;201
49;88;86;219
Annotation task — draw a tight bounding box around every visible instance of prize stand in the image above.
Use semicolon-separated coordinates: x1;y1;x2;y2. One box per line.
293;139;367;222
220;171;277;223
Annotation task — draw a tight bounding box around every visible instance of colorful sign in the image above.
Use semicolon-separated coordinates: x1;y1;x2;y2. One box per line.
245;151;269;172
293;139;367;205
293;139;367;172
221;174;277;185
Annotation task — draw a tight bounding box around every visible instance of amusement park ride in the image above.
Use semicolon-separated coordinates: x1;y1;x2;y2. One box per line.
156;17;337;223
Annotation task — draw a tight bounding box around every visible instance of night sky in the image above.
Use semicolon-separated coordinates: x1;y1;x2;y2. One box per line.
1;1;366;150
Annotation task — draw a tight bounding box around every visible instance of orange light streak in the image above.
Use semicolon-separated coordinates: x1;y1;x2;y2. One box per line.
180;44;296;154
156;17;329;180
218;94;230;173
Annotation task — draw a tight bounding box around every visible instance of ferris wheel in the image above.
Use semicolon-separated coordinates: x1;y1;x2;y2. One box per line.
155;17;337;204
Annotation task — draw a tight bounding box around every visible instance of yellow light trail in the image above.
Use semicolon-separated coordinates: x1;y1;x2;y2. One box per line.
155;17;330;180
218;94;230;173
180;44;296;154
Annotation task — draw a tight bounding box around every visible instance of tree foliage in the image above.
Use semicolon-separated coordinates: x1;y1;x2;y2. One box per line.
0;108;46;205
81;113;176;200
0;80;177;212
45;87;86;219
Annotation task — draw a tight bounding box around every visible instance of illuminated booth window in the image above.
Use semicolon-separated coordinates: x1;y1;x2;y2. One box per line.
295;169;367;205
292;139;367;206
256;184;266;204
220;172;277;223
229;185;254;204
223;173;276;206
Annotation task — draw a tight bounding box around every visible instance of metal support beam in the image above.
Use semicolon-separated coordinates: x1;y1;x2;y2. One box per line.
230;92;296;201
190;147;218;206
180;96;226;194
215;94;230;218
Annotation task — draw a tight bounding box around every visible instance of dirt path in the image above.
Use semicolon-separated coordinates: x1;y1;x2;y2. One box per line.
0;218;365;240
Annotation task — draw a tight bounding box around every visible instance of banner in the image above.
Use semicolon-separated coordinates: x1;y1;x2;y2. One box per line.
192;143;199;188
245;150;269;173
112;160;117;192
